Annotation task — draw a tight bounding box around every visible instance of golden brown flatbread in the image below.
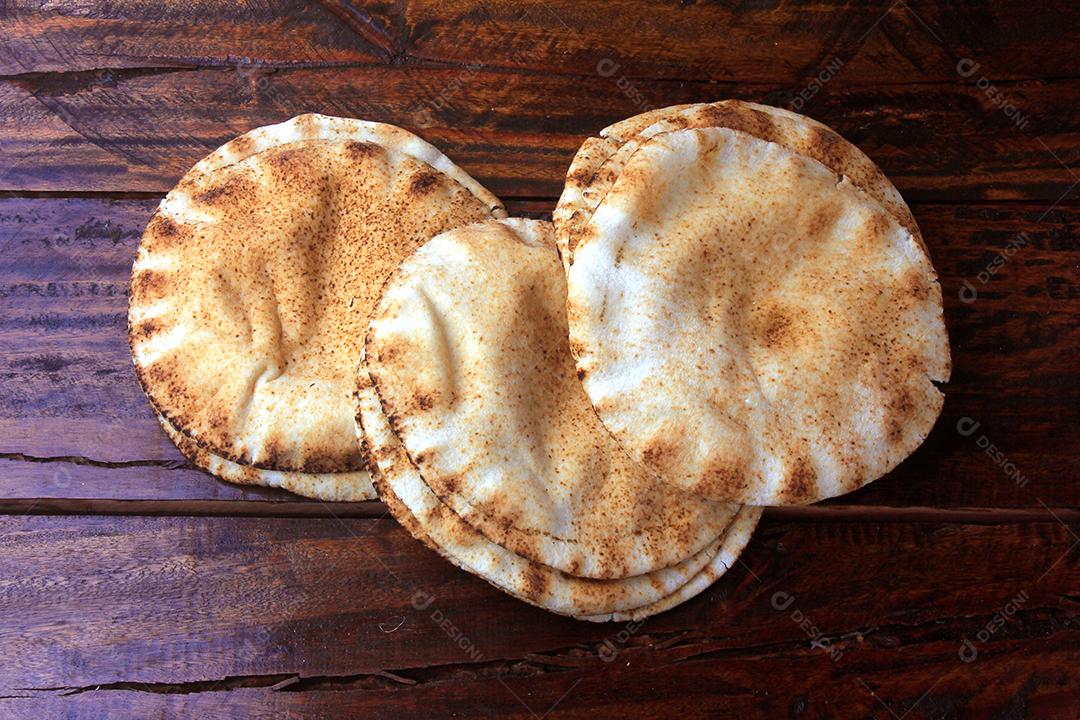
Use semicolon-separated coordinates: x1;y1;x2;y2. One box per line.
129;114;505;492
564;123;950;504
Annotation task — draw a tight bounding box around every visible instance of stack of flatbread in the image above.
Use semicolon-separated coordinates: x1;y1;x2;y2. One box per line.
555;101;950;505
129;114;505;501
356;218;760;620
131;102;949;620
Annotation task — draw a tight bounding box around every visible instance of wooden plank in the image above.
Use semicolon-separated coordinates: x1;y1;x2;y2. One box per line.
0;0;381;74
1;66;1077;200
408;1;1080;85
2;0;1077;85
0;515;1075;716
4;631;1077;719
1;197;1075;510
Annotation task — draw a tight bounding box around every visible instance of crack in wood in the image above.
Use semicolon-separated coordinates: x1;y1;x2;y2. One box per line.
0;496;388;518
16;674;296;696
0;452;186;471
4;62;1079;93
312;0;406;64
1;67;197;95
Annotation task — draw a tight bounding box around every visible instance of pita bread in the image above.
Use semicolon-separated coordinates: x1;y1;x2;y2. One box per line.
566;126;950;505
156;409;374;501
130;114;505;483
356;367;758;619
364;218;740;578
554;100;922;272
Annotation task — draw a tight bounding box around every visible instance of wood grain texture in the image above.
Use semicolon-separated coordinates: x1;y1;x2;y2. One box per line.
1;1;1077;715
2;0;1078;83
0;514;1076;717
1;198;1075;511
1;66;1077;200
4;635;1078;720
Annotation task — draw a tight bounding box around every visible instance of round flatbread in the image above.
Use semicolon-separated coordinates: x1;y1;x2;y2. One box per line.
356;367;758;619
364;218;739;578
130;113;505;484
156;409;374;501
554;100;922;272
566;126;950;505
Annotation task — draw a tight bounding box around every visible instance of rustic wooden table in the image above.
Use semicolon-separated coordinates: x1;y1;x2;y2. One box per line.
1;2;1078;717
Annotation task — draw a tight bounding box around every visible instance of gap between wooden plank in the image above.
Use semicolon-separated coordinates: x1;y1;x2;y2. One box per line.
1;498;1077;524
2;191;1080;206
6;63;1078;88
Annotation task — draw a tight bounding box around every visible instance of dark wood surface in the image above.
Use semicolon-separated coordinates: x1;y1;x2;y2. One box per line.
0;2;1077;717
